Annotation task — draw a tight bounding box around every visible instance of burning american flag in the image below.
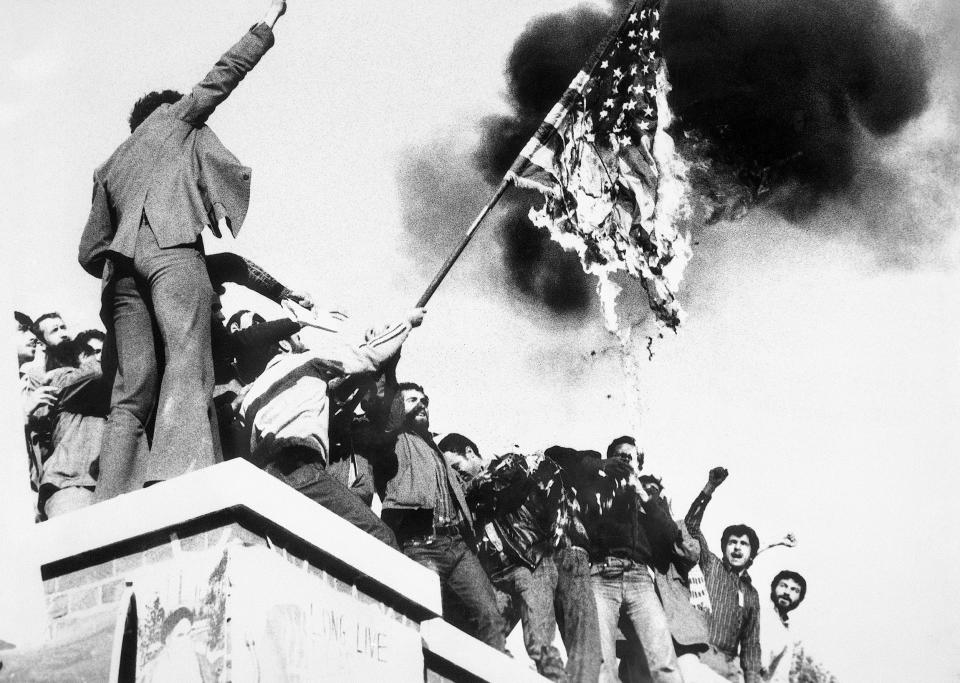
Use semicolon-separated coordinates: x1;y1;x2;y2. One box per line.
505;0;691;332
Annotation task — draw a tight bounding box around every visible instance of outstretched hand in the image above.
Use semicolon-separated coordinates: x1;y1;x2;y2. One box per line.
262;0;287;28
406;307;427;328
283;290;314;310
781;532;798;548
707;466;728;488
281;299;326;330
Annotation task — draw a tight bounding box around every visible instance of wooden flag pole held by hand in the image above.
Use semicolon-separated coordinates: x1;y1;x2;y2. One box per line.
414;177;510;307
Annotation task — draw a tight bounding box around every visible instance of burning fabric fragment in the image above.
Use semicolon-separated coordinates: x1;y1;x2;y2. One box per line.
507;0;692;333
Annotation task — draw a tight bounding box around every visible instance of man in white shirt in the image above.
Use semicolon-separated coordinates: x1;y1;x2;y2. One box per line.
761;570;806;682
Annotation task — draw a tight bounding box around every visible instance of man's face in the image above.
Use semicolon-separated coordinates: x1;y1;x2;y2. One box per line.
213;300;226;326
401;389;430;431
444;446;483;481
611;442;642;472
773;578;803;613
724;534;752;569
80;338;103;363
17;329;41;366
38;317;70;347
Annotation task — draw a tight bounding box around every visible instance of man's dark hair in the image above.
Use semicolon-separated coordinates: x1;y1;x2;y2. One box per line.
15;311;34;332
437;433;479;457
74;329;105;353
721;524;760;560
226;309;266;332
129;90;184;132
396;381;425;395
771;569;807;604
33;312;63;338
606;435;636;458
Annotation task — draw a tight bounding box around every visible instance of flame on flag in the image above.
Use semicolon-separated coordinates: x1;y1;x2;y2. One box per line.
505;0;692;333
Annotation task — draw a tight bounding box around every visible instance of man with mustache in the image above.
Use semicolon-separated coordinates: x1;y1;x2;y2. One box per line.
684;467;762;683
761;571;806;682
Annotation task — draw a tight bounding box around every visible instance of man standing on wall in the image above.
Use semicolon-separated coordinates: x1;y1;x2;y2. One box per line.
78;0;289;501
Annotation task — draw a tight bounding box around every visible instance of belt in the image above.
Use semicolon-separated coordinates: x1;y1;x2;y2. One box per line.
591;556;645;575
402;523;462;545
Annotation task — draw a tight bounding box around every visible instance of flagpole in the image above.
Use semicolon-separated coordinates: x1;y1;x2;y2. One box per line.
415;177;510;307
414;0;644;308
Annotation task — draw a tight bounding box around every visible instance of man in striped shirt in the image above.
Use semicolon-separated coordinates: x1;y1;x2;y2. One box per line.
684;468;761;683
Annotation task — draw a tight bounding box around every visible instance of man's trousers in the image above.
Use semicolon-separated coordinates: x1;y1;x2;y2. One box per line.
264;452;399;550
95;225;216;501
402;535;506;651
493;555;564;678
556;547;603;682
592;560;683;683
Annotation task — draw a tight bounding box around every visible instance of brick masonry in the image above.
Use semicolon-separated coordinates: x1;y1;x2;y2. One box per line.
42;522;269;639
42;520;418;640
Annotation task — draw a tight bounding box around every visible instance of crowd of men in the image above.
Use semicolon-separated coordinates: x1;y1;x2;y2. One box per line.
14;1;812;681
16;310;807;682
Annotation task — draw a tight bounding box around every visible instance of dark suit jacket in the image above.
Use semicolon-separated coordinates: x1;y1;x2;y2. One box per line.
78;24;276;279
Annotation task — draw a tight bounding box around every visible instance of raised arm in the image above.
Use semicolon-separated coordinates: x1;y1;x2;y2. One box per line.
684;466;728;536
205;252;312;306
172;0;287;127
305;309;426;377
544;446;632;485
756;532;798;557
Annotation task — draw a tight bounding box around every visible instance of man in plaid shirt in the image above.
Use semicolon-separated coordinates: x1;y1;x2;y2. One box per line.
684;468;762;683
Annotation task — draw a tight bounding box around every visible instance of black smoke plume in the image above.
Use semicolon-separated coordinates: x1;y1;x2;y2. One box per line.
482;0;930;224
471;7;617;314
661;0;930;218
496;203;594;314
399;0;932;316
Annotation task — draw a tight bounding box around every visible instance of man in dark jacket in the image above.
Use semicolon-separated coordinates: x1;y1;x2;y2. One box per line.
579;438;684;683
373;384;505;650
546;443;633;683
78;0;289;502
464;451;568;680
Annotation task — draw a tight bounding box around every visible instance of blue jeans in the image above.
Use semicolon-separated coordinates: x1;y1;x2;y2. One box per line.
592;560;682;683
493;555;562;673
556;547;602;682
402;535;506;651
95;224;216;501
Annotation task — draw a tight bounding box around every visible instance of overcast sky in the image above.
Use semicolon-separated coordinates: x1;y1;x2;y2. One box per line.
2;1;958;680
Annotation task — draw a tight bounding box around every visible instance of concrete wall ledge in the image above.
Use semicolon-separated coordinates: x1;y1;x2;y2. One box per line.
34;459;442;617
421;618;549;683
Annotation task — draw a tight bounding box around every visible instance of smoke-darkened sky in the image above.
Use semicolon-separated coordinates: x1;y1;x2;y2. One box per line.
397;0;939;319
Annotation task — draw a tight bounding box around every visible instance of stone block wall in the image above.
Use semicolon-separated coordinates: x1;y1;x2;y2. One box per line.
42;521;266;641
